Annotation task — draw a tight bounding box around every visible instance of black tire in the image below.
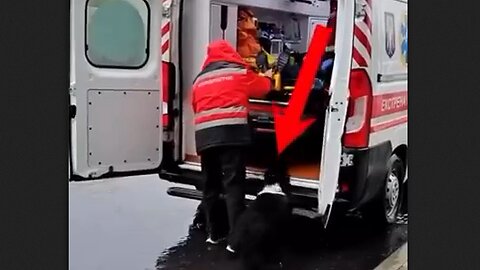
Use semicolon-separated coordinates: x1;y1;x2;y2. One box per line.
365;154;405;224
399;179;408;215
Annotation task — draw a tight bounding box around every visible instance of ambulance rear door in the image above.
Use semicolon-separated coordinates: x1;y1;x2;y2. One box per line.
317;0;355;226
69;0;163;179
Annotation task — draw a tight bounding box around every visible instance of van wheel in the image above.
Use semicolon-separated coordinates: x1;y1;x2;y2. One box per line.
366;154;405;224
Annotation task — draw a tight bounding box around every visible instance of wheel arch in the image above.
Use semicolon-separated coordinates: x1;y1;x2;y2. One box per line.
392;144;407;166
392;144;408;183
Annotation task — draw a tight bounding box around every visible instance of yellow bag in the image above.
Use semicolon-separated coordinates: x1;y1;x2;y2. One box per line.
262;49;276;67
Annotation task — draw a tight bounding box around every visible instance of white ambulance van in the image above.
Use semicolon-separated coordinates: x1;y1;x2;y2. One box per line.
69;0;408;226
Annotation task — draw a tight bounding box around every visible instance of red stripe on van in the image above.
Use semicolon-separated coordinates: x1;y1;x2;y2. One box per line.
363;0;373;32
370;115;407;133
354;26;372;56
352;47;368;67
363;12;372;32
162;41;170;54
162;22;170;36
371;91;408;118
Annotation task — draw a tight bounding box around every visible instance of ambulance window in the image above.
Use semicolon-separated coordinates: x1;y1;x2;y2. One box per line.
85;0;150;69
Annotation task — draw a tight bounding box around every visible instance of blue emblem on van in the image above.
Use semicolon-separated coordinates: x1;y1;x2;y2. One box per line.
400;14;408;65
385;12;396;58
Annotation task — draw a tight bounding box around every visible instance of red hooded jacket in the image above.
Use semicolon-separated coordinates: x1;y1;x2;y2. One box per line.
191;40;271;152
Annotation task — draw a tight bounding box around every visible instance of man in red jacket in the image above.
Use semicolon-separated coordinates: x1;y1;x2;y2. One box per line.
191;40;272;246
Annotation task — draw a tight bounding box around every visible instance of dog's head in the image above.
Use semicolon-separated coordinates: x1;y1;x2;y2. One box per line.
261;171;291;196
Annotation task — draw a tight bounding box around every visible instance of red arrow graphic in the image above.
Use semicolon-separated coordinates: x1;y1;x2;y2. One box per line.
274;25;332;154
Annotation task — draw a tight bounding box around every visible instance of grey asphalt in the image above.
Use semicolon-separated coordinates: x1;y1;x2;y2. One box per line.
69;175;197;270
69;174;407;270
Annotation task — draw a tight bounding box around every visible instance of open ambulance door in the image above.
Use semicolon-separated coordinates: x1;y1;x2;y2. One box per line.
317;0;355;226
69;0;163;179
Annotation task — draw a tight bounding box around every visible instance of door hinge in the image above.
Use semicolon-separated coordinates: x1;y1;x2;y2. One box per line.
329;100;344;113
330;106;339;112
70;105;77;119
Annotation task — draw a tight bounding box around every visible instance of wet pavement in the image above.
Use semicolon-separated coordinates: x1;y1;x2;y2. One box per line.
69;174;407;270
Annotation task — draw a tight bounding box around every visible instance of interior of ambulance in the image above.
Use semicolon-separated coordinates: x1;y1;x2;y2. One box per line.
183;1;338;181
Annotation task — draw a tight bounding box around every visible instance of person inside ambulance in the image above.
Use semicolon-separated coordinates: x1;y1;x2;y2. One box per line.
237;7;262;66
303;0;337;115
316;0;337;88
190;40;273;247
255;31;276;72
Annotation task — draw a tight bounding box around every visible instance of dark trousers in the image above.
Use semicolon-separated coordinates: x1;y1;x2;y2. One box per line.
200;146;247;237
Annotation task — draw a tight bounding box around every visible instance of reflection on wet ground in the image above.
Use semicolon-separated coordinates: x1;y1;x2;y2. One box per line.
156;210;407;270
69;175;407;270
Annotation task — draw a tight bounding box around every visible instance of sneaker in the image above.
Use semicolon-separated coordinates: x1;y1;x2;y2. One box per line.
206;235;226;245
226;245;236;253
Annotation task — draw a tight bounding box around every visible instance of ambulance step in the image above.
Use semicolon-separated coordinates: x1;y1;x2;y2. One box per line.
167;186;257;202
167;187;203;201
167;187;321;219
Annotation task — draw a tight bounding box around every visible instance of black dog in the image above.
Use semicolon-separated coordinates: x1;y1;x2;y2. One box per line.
228;173;292;270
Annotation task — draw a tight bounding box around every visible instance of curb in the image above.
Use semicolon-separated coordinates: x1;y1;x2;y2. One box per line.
373;243;407;270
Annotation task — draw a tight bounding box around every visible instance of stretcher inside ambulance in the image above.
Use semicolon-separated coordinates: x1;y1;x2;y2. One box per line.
181;1;335;182
242;5;333;180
